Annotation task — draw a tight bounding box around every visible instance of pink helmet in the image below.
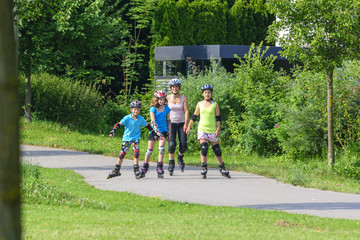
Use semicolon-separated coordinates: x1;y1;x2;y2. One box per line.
154;90;167;98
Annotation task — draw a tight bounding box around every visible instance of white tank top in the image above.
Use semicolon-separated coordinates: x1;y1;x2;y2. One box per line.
168;95;185;123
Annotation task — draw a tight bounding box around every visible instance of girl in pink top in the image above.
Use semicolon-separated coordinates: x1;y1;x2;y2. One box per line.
166;78;189;175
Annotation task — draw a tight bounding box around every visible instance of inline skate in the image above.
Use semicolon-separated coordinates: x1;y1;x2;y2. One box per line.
168;159;175;176
137;162;149;179
157;162;164;179
107;166;121;179
177;154;185;172
201;162;207;179
218;162;231;179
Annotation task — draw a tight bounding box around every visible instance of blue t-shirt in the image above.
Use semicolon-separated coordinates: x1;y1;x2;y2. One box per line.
120;114;148;141
150;105;171;133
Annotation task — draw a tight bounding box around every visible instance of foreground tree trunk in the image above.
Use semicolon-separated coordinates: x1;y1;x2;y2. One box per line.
327;69;335;167
0;0;21;239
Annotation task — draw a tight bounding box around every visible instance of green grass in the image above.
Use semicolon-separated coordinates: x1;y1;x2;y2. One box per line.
22;164;360;240
20;118;360;194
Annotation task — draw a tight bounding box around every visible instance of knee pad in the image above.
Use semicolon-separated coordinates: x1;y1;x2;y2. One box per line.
119;150;126;159
159;146;165;155
200;142;209;156
133;149;140;158
212;144;222;157
146;149;153;156
168;140;176;154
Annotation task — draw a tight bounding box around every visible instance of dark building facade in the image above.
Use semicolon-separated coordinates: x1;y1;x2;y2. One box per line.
154;45;294;90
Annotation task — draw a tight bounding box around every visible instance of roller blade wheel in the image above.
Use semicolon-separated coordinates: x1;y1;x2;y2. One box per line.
158;173;164;179
169;171;174;176
107;172;121;179
223;173;231;179
221;170;231;179
178;160;185;172
201;174;207;179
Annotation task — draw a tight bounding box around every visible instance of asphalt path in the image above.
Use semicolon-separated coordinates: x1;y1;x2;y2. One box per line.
21;145;360;221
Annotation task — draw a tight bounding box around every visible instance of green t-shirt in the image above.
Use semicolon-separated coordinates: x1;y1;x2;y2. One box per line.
198;101;217;133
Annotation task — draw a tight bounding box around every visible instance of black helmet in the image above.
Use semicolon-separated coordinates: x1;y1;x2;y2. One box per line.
201;84;213;93
130;100;142;108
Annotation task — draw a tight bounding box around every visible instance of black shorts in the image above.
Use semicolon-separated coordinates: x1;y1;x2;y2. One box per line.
148;131;168;141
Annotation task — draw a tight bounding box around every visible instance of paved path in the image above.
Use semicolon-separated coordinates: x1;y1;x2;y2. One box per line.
21;145;360;220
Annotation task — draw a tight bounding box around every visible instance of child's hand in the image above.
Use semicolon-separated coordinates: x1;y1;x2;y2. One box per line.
186;127;190;135
215;128;220;138
109;130;115;137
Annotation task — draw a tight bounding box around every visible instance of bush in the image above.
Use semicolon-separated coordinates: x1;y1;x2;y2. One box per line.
232;43;289;155
19;73;120;133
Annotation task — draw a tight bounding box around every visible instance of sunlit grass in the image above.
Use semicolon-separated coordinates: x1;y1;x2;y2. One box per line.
22;166;360;239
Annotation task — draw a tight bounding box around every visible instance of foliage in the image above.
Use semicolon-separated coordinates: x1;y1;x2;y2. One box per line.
266;0;360;71
121;0;157;101
231;43;289;155
191;0;228;45
228;0;275;45
275;68;327;159
17;0;128;86
275;62;360;160
19;73;114;133
333;61;360;147
266;0;360;166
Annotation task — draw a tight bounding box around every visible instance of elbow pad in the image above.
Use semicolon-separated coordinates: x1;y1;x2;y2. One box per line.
191;114;198;121
216;115;222;123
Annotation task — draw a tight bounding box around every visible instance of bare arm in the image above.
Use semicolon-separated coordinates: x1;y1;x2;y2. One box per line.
215;103;221;138
183;95;189;131
186;102;200;135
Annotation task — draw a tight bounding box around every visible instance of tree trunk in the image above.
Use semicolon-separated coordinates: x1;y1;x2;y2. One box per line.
327;69;335;167
25;60;31;122
0;0;21;239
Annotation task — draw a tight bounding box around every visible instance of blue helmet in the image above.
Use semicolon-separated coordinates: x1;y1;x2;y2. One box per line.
201;84;213;93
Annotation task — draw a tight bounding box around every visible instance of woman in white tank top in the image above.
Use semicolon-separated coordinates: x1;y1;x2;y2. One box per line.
166;78;189;175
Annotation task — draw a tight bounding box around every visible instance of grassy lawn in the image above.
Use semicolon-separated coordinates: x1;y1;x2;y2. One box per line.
22;165;360;240
20;118;360;194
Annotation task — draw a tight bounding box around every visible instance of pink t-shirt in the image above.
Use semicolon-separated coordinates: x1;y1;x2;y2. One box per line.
168;95;185;123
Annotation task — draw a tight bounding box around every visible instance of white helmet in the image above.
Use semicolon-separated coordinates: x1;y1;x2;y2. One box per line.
169;78;182;88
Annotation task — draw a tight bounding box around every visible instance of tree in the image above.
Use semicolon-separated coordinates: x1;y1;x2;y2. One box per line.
0;0;21;238
191;0;228;44
17;0;128;121
122;0;157;101
266;0;360;166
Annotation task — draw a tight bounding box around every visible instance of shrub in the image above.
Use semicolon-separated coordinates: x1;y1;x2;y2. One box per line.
232;43;289;155
19;73;113;133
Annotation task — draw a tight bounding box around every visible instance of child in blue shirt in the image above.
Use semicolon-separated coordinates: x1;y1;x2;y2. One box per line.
107;100;159;179
138;90;171;178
